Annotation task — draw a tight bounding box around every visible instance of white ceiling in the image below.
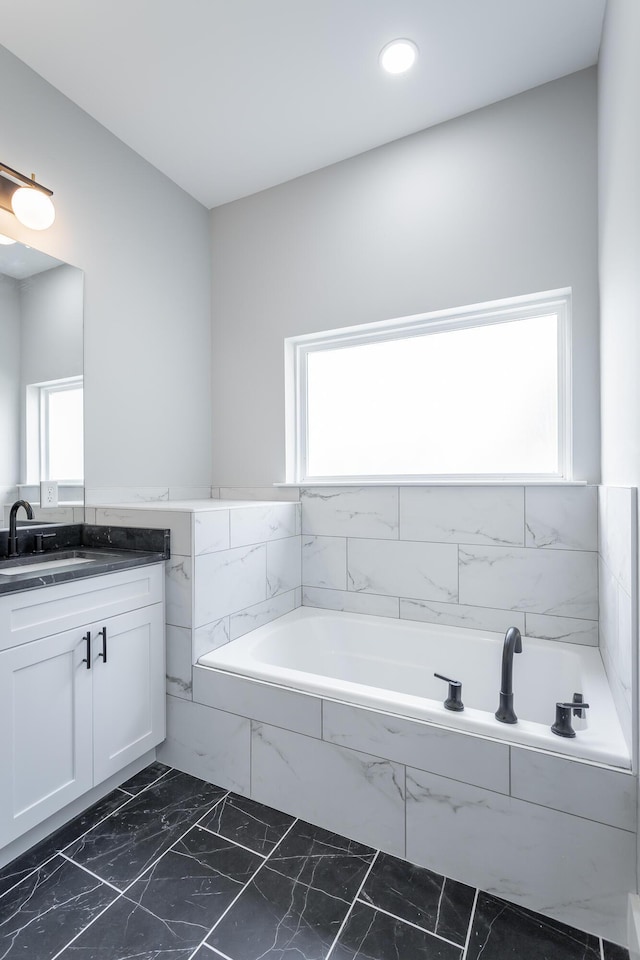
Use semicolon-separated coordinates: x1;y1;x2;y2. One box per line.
0;0;606;209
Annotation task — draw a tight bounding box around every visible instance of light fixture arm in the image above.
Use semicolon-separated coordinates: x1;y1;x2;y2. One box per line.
0;163;53;197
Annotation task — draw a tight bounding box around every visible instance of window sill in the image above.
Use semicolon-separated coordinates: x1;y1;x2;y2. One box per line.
275;479;590;487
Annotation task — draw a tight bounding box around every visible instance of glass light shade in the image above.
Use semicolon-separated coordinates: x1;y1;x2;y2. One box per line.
379;39;418;74
0;233;16;244
11;186;56;230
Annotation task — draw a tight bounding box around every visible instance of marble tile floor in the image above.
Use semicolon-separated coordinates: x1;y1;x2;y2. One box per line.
0;761;630;960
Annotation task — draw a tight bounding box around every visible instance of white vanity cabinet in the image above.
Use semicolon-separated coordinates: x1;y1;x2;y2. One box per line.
0;563;165;846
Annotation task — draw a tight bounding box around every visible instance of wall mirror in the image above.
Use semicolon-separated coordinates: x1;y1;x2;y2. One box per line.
0;238;84;526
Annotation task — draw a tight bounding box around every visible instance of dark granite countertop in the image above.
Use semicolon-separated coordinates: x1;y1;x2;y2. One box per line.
0;523;170;597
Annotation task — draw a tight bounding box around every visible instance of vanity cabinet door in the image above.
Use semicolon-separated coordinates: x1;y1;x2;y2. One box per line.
0;628;93;846
92;603;165;784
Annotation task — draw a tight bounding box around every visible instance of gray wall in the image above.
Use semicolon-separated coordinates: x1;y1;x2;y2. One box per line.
0;274;21;490
20;265;83;387
210;68;599;487
0;44;212;491
599;2;640;489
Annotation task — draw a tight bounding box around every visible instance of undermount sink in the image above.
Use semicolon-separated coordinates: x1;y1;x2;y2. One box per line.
0;553;96;577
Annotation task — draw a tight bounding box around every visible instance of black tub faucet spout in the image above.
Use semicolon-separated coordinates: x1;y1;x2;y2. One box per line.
495;626;523;724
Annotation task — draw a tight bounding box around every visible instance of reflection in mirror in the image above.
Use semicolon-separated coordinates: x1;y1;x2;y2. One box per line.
0;238;84;526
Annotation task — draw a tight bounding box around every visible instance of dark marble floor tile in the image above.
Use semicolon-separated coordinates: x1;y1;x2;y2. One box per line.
0;855;117;960
199;792;295;855
56;891;195;959
119;760;171;795
0;790;128;900
467;893;602;960
267;819;375;902
603;941;631;960
359;852;475;946
208;864;352;959
115;825;262;946
331;901;462;960
65;770;226;889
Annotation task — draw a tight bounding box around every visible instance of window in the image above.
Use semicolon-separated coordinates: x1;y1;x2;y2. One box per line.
285;290;571;482
26;377;84;483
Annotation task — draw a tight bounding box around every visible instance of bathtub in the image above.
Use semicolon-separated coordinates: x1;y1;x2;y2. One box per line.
198;606;630;768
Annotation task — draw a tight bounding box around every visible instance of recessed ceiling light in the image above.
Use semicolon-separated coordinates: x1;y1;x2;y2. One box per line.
379;39;418;75
0;234;16;245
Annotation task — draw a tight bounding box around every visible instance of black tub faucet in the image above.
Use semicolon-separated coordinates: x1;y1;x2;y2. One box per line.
495;626;523;724
7;499;34;558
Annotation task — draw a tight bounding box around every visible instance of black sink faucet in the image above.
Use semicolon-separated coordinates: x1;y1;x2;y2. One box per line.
7;499;34;558
495;626;523;724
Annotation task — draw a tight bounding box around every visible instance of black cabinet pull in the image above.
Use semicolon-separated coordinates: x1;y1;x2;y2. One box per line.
98;626;107;663
82;631;91;669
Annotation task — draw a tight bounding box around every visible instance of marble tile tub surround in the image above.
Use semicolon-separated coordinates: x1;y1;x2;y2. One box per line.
301;485;600;644
161;671;638;946
2;762;626;960
92;499;302;703
598;486;638;756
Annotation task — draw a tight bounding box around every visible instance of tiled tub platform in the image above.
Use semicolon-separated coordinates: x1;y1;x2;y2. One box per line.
159;664;637;947
0;763;629;959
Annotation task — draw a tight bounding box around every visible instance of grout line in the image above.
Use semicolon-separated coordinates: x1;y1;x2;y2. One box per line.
206;946;234;960
0;789;136;904
52;782;230;960
353;898;465;950
194;792;230;828
600;937;605;960
250;721;253;795
59;853;123;893
345;537;350;591
461;888;479;959
404;766;407;857
124;764;173;796
325;849;380;959
118;794;231;897
186;817;300;960
117;787;135;797
50;891;127;960
196;823;268;860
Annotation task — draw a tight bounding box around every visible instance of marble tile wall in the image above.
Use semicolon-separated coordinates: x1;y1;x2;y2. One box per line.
92;500;302;704
2;503;85;525
598;486;638;755
158;668;638;944
85;485;214;505
300;485;600;645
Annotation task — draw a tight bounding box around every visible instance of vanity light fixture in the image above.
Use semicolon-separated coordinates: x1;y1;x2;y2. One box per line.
379;38;418;75
0;163;55;230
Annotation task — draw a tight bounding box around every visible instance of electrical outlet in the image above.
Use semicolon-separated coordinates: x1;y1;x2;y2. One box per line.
40;481;58;508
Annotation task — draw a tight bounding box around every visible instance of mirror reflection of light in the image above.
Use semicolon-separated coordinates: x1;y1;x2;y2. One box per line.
0;233;17;245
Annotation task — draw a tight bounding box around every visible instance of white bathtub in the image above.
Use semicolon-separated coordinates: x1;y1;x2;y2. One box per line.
198;606;630;768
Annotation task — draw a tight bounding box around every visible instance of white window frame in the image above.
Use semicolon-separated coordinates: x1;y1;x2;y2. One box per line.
285;289;572;483
25;376;84;483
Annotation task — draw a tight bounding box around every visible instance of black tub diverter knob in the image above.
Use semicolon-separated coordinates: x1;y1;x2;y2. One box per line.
551;701;590;738
434;673;464;712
